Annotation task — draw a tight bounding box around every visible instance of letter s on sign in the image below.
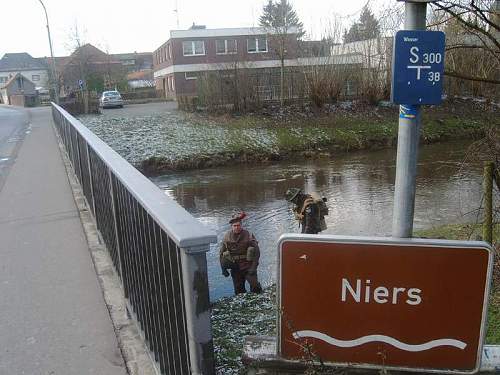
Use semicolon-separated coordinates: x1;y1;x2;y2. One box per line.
406;288;422;305
409;46;419;64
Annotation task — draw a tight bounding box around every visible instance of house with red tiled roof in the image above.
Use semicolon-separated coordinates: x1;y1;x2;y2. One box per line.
59;44;125;95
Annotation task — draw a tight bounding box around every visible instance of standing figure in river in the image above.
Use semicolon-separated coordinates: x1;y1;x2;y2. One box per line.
285;188;328;234
219;212;262;295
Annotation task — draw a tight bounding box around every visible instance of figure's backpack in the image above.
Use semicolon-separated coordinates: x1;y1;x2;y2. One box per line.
310;193;329;231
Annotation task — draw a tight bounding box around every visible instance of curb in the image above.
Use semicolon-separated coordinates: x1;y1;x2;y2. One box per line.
53;124;157;375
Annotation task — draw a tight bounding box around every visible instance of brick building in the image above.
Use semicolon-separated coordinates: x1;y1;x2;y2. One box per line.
153;25;313;101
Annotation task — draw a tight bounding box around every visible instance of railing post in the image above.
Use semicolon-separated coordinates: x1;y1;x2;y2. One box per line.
179;245;214;375
108;168;126;289
86;143;96;217
75;133;84;186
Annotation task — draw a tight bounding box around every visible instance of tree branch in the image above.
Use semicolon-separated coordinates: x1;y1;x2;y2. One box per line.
444;70;500;84
470;2;500;32
446;44;491;50
445;41;500;64
427;10;469;28
433;2;500;51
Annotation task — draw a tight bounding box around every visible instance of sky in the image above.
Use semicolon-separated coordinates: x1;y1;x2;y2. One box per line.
0;0;392;58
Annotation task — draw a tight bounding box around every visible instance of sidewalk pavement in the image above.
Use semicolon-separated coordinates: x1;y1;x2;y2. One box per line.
0;106;126;374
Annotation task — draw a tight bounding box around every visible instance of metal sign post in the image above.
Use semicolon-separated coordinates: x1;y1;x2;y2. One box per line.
392;1;430;238
278;234;493;373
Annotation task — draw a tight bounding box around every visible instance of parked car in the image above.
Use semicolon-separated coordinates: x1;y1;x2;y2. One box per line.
99;90;123;108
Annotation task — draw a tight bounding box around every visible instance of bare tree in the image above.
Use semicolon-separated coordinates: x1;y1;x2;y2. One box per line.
429;0;499;87
259;0;304;107
303;16;353;107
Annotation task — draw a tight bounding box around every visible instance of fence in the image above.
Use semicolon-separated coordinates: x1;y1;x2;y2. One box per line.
51;103;217;375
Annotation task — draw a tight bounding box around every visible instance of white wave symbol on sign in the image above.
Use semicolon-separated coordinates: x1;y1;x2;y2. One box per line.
292;330;467;352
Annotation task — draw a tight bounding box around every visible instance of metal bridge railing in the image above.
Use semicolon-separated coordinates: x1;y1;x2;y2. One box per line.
52;103;217;375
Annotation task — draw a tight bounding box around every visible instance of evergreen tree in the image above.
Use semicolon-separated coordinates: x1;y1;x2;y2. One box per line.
259;0;305;38
343;6;380;43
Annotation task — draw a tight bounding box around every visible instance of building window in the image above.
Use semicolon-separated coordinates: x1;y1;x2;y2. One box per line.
185;72;198;80
216;39;237;55
31;75;40;82
247;37;268;53
0;76;7;83
168;44;172;60
17;76;24;89
183;41;205;56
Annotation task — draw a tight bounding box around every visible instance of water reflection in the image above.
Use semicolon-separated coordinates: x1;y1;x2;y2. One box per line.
151;140;482;300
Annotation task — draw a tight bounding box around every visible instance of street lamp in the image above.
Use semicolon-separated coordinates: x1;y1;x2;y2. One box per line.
37;0;59;104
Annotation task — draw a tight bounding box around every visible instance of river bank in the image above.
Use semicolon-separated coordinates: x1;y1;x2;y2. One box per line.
78;98;498;176
140;99;496;175
212;223;500;374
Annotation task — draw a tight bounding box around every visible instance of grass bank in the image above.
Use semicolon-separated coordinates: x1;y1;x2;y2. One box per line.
79;99;497;176
140;100;496;175
212;223;499;374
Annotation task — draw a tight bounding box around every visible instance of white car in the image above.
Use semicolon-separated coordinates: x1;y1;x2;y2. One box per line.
100;90;124;108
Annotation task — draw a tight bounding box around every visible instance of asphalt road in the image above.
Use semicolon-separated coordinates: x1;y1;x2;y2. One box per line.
95;100;177;118
0;105;29;192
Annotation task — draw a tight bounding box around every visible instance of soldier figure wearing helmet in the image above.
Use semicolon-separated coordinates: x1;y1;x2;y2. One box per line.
219;212;262;295
285;188;325;234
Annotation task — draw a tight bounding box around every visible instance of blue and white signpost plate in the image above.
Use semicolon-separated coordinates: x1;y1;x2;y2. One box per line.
391;30;445;105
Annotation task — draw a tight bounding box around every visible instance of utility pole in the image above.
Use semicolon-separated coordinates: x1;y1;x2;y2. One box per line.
37;0;59;104
391;1;429;238
174;0;180;28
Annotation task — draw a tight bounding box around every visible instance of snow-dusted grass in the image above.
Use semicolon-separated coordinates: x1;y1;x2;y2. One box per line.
79;101;492;173
212;286;276;374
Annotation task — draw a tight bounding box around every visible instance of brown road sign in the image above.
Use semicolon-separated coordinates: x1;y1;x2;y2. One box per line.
278;235;493;374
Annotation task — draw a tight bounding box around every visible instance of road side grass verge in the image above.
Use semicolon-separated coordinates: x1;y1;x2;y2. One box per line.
212;223;499;374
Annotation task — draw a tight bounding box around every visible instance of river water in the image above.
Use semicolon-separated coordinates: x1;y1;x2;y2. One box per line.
151;140;483;300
